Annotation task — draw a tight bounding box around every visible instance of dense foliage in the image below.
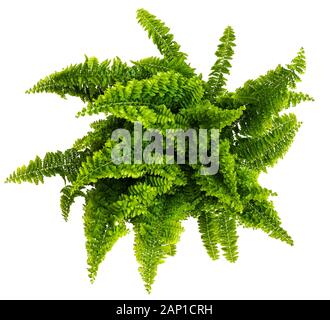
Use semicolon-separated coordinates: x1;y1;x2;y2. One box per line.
6;9;313;292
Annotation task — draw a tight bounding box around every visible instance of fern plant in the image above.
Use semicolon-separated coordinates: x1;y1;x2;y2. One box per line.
6;8;313;293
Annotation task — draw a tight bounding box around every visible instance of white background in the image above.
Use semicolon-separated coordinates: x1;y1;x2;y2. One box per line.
0;0;329;300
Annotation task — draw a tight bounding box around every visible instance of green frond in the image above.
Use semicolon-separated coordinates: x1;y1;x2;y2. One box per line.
195;174;228;200
154;104;189;129
73;117;125;152
285;91;314;108
6;149;87;185
72;141;141;189
132;56;196;78
136;9;188;62
236;166;275;201
108;177;179;220
104;104;157;127
239;200;293;246
286;47;306;79
219;139;239;198
78;71;204;117
234;49;308;136
181;100;244;130
111;195;151;219
198;211;220;260
166;188;200;219
206;26;236;100
79;103;186;132
133;197;185;293
26;56;133;102
218;211;239;262
84;184;128;282
234;113;301;171
72;138;187;191
60;185;85;221
195;174;242;212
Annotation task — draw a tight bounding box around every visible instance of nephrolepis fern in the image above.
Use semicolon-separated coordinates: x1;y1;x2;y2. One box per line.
5;8;313;292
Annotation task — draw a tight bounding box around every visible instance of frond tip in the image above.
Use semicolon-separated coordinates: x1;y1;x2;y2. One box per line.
5;149;87;185
198;211;220;260
26;56;133;102
136;8;188;61
234;113;301;171
206;26;236;99
218;212;239;262
60;185;85;221
239;200;294;246
133;198;186;293
84;185;129;282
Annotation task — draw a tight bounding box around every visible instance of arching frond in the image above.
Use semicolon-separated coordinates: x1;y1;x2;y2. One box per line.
206;26;236;99
136;9;188;61
6;149;87;185
181;101;244;130
234;49;310;136
218;211;239;262
132;56;196;78
133;197;186;292
27;57;133;102
198;210;220;260
234;113;301;171
78;71;204;116
60;185;85;221
84;183;129;281
239;199;293;245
